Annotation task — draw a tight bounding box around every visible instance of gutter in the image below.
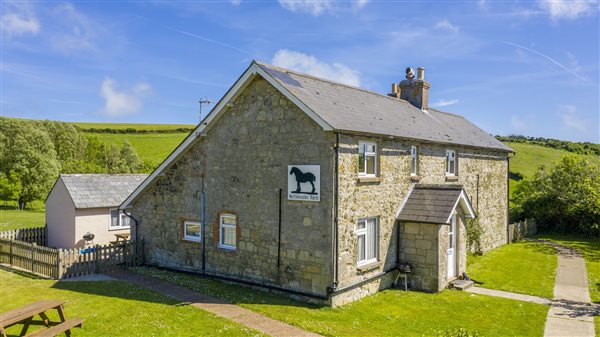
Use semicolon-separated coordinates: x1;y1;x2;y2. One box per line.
330;133;340;291
120;210;139;256
506;153;512;244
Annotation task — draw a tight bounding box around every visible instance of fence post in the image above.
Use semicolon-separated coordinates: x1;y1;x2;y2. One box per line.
9;240;13;266
31;245;35;273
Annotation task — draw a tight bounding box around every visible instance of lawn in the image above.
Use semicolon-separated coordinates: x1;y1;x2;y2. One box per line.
85;132;189;164
135;267;549;337
467;240;557;298
0;206;46;231
0;268;262;337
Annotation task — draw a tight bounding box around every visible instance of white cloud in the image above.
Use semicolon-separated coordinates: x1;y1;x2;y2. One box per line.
559;105;586;131
434;20;459;33
278;0;367;15
272;49;361;87
566;52;582;73
49;3;98;53
430;99;459;108
0;2;40;37
100;78;152;117
538;0;598;20
230;0;241;5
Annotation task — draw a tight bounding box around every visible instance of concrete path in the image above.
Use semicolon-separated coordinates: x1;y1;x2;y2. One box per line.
108;270;322;337
466;286;552;305
542;242;598;337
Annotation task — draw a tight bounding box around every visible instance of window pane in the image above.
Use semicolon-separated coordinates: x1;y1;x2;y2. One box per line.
222;226;236;247
186;223;200;238
359;143;365;154
366;155;375;174
411;157;416;174
110;210;119;227
366;144;375;153
222;215;236;225
358;234;365;261
367;219;377;260
120;214;130;227
449;233;454;249
358;219;366;230
449;160;455;174
358;153;365;173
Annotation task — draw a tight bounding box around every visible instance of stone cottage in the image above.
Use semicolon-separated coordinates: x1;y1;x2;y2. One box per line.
121;61;513;306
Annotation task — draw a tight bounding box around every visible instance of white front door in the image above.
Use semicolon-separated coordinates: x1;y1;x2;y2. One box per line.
447;213;457;278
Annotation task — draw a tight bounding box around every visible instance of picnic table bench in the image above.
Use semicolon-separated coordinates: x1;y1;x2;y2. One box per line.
0;300;84;337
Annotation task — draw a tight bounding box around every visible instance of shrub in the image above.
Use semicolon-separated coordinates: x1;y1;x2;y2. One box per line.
512;155;600;237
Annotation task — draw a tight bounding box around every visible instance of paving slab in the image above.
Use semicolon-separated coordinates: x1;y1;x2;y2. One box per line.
108;270;322;337
466;286;552;305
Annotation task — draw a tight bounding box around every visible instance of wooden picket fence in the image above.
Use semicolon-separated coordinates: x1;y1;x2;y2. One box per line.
0;238;141;279
0;226;47;246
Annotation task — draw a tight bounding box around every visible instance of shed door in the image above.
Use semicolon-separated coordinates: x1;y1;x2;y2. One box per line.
447;213;457;278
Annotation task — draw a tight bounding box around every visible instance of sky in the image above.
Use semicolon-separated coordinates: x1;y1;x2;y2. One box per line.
1;0;598;142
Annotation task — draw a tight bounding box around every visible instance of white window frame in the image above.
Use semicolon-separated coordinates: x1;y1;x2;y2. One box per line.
358;141;377;177
109;209;130;230
446;149;457;176
410;145;418;176
219;214;237;250
357;217;378;266
183;221;201;242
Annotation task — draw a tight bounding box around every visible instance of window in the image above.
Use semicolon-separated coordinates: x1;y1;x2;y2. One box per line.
358;141;377;176
446;150;457;176
109;209;130;229
183;221;201;242
219;214;237;250
410;145;418;176
357;217;378;266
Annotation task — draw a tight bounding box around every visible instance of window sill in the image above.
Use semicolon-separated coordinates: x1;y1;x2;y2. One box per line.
445;175;459;182
108;227;130;232
410;175;421;182
357;261;381;272
182;239;201;245
357;176;382;183
218;245;236;251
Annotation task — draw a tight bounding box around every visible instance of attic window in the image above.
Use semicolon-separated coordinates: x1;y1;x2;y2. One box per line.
410;145;418;176
358;141;377;177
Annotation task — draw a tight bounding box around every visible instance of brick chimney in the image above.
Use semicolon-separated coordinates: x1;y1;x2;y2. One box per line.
397;67;430;110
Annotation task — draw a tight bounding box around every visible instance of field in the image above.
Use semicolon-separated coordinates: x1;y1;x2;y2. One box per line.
85;132;189;164
72;122;194;131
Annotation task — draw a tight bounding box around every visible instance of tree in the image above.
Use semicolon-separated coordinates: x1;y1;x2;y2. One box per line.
0;119;60;209
512;155;600;236
120;141;141;173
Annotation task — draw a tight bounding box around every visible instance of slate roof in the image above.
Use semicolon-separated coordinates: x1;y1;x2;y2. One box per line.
60;174;148;209
397;184;473;224
257;62;513;152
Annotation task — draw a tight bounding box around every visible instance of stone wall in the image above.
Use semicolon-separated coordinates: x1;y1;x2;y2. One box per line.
337;134;508;297
131;77;335;296
398;222;441;291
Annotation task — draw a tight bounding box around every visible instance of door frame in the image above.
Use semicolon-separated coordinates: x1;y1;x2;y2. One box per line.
447;213;457;279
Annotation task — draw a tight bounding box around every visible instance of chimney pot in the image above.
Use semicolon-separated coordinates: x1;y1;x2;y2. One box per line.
417;67;425;80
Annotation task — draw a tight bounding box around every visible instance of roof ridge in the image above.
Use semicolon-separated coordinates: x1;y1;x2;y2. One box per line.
255;60;418;107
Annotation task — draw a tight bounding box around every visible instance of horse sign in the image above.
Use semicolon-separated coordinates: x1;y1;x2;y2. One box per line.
288;165;320;201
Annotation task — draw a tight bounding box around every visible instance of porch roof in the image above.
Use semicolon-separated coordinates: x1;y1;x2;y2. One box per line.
396;184;475;224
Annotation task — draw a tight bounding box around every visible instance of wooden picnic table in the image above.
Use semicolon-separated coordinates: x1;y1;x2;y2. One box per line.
0;300;83;337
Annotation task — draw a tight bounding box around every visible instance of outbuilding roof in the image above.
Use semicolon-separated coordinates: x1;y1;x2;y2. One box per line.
59;174;148;209
257;62;512;152
396;184;475;224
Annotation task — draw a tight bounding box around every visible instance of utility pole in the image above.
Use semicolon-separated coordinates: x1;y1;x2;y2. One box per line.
199;98;212;123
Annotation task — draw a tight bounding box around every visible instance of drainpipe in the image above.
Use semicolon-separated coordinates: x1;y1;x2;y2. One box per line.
506;155;511;244
201;175;206;271
331;133;340;291
277;188;282;272
121;210;139;258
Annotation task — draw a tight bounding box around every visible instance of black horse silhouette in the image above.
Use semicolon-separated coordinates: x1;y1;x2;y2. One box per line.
290;167;316;194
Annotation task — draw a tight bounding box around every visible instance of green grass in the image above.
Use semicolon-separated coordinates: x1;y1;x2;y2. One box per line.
73;122;194;131
536;234;600;303
467;240;557;298
0;206;46;231
135;267;549;337
85;132;189;164
0;268;262;337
